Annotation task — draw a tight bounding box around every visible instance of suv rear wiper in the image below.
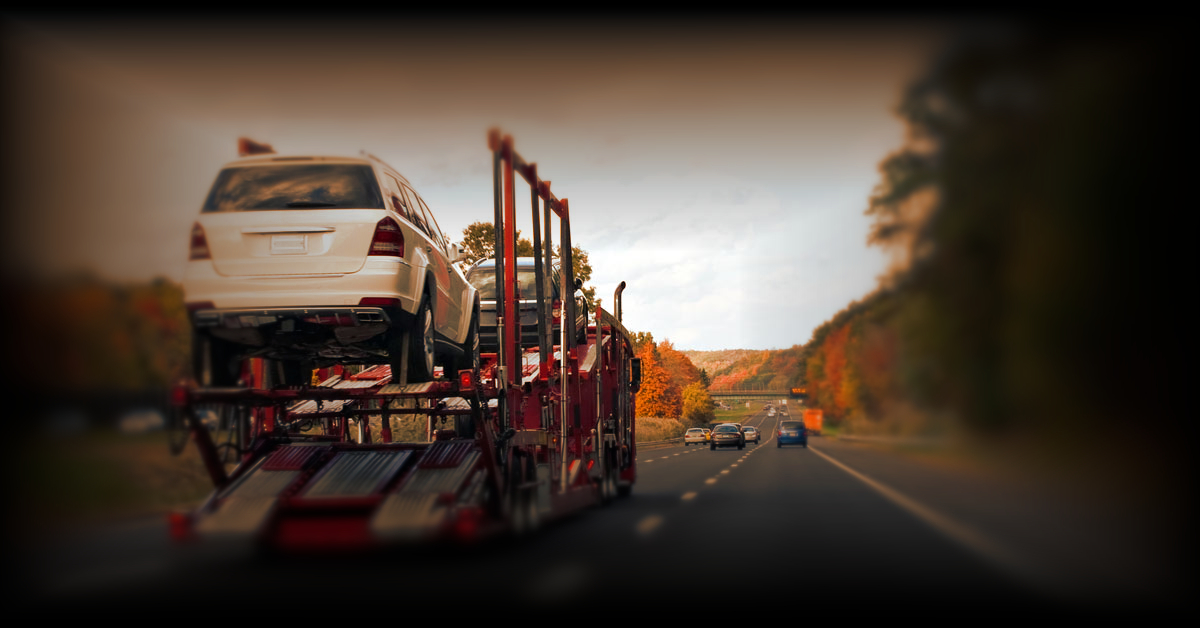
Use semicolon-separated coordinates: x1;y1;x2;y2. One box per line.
285;201;339;208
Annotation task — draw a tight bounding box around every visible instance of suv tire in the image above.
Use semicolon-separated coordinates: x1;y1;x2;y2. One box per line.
408;295;435;382
455;301;481;375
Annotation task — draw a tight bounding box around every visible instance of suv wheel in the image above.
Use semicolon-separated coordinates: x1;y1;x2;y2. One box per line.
408;295;435;382
456;301;481;375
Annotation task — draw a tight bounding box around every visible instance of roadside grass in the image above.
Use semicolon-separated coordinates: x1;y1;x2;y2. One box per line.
12;428;214;533
816;422;839;438
12;407;453;534
636;417;686;442
712;408;755;425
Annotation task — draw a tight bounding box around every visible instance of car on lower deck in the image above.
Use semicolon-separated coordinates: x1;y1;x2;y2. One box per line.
777;419;808;448
184;149;479;387
464;257;587;355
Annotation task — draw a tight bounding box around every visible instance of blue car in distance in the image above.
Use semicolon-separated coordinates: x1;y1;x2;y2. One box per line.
777;419;808;448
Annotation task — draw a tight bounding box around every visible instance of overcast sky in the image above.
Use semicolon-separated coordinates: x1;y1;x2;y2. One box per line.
2;15;949;351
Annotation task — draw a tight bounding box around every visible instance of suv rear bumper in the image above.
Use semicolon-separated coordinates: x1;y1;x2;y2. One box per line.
184;257;419;313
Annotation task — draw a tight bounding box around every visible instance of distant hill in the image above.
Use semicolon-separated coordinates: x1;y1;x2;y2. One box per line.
682;348;805;391
681;349;760;375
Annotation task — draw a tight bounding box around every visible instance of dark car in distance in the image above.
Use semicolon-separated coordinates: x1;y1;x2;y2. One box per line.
777;419;808;448
710;423;745;450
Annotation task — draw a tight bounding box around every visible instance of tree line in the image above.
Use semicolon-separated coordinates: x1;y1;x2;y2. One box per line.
632;333;715;428
790;26;1184;454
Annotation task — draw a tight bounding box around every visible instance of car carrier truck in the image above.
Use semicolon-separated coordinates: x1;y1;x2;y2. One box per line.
167;130;640;550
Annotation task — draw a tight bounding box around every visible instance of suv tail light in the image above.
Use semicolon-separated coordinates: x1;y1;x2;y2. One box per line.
368;218;404;257
189;223;211;260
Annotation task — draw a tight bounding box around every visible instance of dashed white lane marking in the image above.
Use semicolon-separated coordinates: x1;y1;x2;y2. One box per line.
661;456;670;459
720;469;730;474
681;491;697;501
637;515;664;536
705;478;717;484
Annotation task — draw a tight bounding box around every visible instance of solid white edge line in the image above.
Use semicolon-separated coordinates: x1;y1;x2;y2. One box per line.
809;445;1050;593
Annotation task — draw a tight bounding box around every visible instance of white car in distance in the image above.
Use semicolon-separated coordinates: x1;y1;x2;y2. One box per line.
184;147;479;387
684;428;708;446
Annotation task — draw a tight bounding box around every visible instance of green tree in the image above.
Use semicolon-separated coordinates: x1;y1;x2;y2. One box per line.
681;381;715;427
864;26;1180;443
459;221;534;266
631;331;655;354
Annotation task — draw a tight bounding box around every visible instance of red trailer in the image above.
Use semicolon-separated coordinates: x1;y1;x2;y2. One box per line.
167;131;641;550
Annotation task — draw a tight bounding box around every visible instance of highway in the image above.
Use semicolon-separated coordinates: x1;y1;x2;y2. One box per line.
14;404;1180;616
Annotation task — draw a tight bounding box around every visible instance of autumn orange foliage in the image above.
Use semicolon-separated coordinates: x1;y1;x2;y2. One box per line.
635;343;681;419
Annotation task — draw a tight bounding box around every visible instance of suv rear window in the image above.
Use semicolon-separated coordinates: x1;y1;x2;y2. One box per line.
202;164;385;212
781;421;803;429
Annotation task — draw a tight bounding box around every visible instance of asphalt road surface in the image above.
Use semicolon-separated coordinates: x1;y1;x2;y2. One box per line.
12;406;1187;617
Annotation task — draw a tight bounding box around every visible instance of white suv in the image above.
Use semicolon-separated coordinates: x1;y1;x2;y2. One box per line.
184;151;478;386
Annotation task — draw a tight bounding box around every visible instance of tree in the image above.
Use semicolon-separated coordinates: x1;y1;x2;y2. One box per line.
635;342;681;419
631;331;655;354
681;381;715;427
459;221;534;266
862;25;1183;442
657;339;704;392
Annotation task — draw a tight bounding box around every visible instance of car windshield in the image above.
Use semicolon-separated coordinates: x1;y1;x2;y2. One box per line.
467;267;558;301
781;421;803;429
202;164;385;212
